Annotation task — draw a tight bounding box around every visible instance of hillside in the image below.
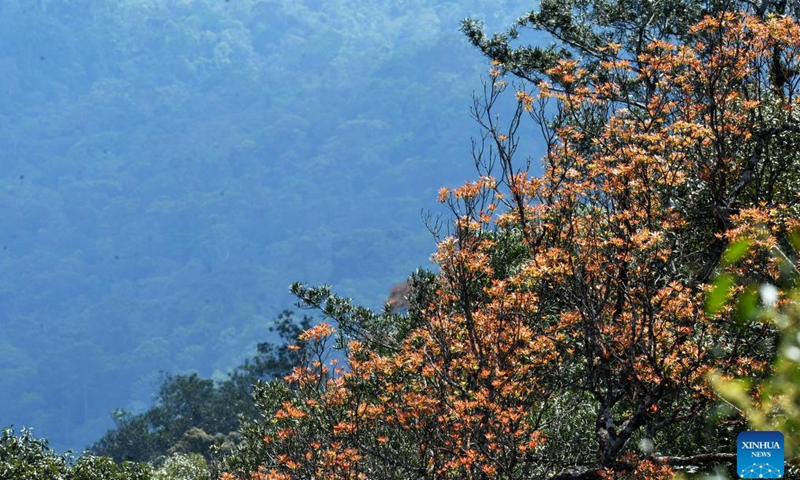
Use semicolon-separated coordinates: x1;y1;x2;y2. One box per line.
0;0;544;452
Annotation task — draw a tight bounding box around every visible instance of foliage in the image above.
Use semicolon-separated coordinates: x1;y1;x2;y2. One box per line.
151;453;210;480
708;233;800;478
223;4;800;480
91;311;311;464
461;0;800;86
0;427;68;480
68;454;151;480
0;427;150;480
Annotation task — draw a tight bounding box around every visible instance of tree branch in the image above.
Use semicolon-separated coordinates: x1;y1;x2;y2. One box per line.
652;452;736;466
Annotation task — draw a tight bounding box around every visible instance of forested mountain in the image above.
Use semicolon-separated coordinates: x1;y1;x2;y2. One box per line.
0;0;544;452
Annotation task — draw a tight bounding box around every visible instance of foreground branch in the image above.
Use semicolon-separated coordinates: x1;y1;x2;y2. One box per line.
652;452;736;466
546;453;737;480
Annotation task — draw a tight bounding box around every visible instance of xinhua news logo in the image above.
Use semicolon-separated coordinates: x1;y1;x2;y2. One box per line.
737;431;784;478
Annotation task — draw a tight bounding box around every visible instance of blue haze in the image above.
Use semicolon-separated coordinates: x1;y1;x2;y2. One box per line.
0;0;545;452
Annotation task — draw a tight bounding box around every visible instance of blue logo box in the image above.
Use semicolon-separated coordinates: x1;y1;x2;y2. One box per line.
737;431;784;478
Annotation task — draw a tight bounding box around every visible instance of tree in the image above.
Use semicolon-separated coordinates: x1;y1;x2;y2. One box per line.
461;0;800;94
223;5;800;480
0;427;151;480
91;311;311;464
0;427;69;480
151;453;211;480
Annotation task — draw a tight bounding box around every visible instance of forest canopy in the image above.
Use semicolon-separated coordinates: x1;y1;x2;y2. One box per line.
0;0;533;452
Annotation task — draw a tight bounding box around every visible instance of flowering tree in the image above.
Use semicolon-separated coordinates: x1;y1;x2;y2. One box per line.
224;7;800;480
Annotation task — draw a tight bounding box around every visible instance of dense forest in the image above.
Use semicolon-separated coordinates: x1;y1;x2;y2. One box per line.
0;0;542;453
4;0;800;479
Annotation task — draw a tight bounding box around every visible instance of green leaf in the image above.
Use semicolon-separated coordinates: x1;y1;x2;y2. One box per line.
722;238;752;266
790;229;800;252
707;273;735;315
735;286;760;324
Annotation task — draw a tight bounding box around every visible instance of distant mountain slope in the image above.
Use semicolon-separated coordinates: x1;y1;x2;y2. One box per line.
0;0;546;452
